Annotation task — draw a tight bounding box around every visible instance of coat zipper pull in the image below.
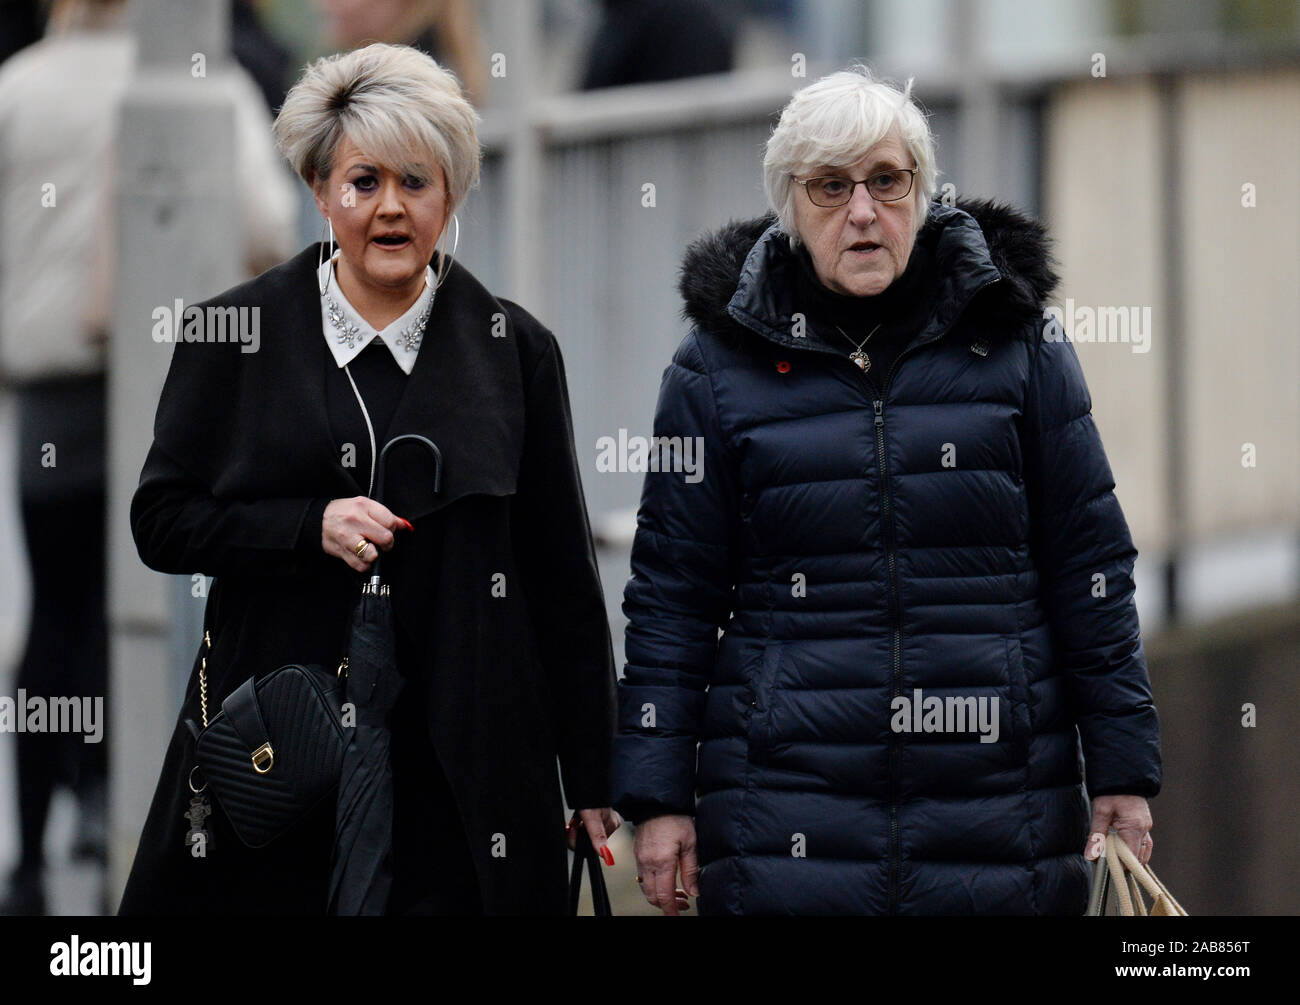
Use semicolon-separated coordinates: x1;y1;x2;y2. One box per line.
874;400;884;426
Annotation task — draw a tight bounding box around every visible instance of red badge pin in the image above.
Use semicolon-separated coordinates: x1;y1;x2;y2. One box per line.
776;360;791;373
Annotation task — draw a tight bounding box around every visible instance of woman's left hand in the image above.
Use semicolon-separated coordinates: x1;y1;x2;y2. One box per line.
1085;794;1153;865
567;808;623;866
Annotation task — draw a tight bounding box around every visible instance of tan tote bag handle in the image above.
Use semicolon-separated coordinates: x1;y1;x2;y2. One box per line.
1087;828;1189;916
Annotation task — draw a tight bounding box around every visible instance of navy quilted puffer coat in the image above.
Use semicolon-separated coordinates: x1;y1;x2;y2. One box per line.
611;199;1162;915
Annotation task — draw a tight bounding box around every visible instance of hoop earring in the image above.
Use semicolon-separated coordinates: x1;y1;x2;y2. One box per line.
434;213;460;290
318;218;336;296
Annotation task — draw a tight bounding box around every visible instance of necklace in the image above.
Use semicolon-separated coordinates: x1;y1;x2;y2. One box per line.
834;323;883;372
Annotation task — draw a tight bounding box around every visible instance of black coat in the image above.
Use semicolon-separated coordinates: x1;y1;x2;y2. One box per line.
611;201;1161;914
118;245;616;915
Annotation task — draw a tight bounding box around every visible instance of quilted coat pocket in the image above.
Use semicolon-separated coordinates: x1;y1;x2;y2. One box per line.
745;641;784;764
1004;635;1032;756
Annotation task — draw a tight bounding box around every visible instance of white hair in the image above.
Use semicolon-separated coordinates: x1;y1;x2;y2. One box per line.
763;65;938;248
274;43;480;213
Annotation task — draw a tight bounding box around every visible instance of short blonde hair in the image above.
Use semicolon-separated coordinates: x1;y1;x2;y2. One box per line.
274;43;480;213
763;65;937;247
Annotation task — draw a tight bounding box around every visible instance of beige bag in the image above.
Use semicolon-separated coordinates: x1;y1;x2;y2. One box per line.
1086;830;1189;916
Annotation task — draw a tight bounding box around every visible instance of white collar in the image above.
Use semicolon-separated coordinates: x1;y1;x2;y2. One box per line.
317;253;435;376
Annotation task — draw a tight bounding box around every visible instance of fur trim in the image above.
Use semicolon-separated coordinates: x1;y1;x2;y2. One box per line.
679;199;1059;339
679;213;777;335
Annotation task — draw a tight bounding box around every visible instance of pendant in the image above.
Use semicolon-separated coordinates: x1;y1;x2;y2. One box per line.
185;793;212;857
850;350;871;372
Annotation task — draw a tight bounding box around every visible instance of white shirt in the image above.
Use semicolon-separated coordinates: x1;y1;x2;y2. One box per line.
317;253;435;376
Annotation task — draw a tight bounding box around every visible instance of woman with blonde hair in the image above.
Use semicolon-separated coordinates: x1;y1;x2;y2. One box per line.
119;43;617;915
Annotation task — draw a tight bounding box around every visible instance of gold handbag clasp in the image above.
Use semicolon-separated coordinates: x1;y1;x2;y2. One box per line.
251;743;274;774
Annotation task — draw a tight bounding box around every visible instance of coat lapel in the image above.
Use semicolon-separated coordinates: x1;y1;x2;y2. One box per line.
373;256;524;521
282;246;525;521
289;249;367;499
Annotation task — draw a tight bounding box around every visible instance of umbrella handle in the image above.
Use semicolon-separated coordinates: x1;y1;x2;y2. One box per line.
374;433;443;506
368;434;443;585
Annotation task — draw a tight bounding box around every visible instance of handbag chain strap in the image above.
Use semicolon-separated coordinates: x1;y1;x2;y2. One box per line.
199;630;212;729
196;627;348;733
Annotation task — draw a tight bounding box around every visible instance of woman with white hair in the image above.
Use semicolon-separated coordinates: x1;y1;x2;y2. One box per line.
612;66;1161;915
119;43;618;915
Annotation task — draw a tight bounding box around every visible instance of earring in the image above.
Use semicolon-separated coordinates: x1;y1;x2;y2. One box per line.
318;218;336;296
434;213;460;290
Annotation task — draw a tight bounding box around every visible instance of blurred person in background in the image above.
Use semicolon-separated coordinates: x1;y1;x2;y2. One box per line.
118;43;617;915
612;66;1162;915
315;0;486;105
0;0;44;63
0;0;295;915
232;0;295;115
581;0;734;90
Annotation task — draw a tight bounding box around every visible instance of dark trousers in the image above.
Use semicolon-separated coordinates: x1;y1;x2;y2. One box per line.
13;492;108;869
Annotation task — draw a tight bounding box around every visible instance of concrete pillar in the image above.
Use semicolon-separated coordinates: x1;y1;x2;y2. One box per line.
107;0;237;907
501;0;543;309
950;0;1000;200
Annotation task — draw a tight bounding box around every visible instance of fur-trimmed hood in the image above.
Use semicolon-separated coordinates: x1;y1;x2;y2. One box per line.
679;198;1059;349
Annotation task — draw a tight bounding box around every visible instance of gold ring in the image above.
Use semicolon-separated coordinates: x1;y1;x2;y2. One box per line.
354;538;370;558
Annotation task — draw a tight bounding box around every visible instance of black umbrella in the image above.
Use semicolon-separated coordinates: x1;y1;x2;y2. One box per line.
328;433;442;915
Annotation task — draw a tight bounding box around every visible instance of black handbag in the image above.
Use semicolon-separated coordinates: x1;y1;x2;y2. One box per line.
183;435;443;856
568;826;613;917
185;627;348;849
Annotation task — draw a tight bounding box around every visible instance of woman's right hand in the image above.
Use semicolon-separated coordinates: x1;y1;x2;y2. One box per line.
321;496;413;572
633;814;698;915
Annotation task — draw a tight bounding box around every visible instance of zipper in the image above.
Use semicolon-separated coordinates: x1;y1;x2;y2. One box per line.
872;396;904;913
873;341;915;915
848;277;1000;915
343;364;376;496
745;273;1000;913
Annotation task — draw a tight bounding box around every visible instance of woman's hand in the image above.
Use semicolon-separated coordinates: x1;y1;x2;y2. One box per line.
567;807;623;866
632;814;698;915
322;496;413;572
1085;794;1153;865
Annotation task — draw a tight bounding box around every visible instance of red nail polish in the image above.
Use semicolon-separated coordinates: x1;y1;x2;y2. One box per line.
398;518;414;531
598;844;614;867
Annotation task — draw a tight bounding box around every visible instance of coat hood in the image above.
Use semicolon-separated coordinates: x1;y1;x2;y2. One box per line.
679;198;1059;349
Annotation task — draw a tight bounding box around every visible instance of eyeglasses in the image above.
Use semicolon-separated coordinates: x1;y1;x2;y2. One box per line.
793;168;919;207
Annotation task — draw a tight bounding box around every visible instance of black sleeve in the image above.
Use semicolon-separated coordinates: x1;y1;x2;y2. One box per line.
294;497;330;555
130;441;330;579
1022;328;1161;797
510;333;617;811
610;332;739;822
